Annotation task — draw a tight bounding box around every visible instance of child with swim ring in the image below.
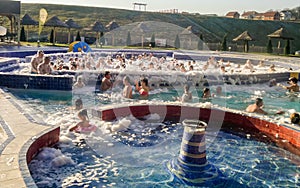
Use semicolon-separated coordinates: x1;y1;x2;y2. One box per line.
69;109;96;133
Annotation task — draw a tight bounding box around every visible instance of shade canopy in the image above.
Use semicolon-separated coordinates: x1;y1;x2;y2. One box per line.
91;21;105;32
21;13;38;25
106;20;119;31
267;27;294;40
44;16;68;27
233;31;254;41
65;19;81;29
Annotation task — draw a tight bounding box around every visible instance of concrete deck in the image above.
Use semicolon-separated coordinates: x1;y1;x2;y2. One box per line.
0;89;52;188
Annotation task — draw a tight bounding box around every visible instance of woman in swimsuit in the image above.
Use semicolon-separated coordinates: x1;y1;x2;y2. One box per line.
135;77;150;99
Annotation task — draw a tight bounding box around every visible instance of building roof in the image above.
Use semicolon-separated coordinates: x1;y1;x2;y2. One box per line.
226;11;239;17
264;11;279;17
241;11;258;17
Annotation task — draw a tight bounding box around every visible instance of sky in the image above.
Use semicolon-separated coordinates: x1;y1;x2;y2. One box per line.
20;0;299;16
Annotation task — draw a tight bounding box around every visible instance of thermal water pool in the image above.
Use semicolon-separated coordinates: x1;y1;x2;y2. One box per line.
7;83;300;187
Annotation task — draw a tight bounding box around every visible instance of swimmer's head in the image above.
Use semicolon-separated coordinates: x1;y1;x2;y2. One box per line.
290;113;300;124
75;98;83;110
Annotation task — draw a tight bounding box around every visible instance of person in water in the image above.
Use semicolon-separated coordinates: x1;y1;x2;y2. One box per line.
123;76;132;99
290;113;300;125
135;77;150;99
176;84;192;102
202;87;211;99
100;71;113;92
69;109;96;133
277;77;299;92
246;98;284;115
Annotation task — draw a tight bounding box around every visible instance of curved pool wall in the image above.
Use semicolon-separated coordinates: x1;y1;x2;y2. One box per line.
92;103;300;154
1;49;299;91
0;48;299;187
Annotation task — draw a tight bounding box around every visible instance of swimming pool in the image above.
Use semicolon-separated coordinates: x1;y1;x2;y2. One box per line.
7;82;300;187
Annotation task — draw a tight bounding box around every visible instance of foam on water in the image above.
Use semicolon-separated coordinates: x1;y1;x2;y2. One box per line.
7;81;300;187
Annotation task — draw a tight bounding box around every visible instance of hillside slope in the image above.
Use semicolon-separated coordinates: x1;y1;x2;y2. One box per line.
21;3;300;52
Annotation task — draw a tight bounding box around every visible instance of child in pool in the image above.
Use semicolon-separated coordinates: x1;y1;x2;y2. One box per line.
69;109;96;133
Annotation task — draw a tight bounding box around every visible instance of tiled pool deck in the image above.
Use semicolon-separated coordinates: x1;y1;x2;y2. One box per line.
0;89;58;188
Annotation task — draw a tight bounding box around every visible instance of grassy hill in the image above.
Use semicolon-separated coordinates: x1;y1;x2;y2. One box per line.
21;3;300;52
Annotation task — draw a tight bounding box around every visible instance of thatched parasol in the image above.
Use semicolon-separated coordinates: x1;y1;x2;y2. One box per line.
21;14;38;41
267;27;293;54
65;19;82;44
44;16;68;45
233;31;254;52
21;14;38;26
267;27;294;40
106;20;119;31
105;20;119;46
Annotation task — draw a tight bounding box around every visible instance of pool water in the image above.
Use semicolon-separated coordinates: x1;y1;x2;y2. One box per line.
7;83;300;187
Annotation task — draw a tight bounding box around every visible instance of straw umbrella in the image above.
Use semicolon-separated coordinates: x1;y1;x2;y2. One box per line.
105;20;119;46
89;21;105;47
21;14;38;41
233;31;254;52
44;16;68;45
267;27;294;50
65;19;82;44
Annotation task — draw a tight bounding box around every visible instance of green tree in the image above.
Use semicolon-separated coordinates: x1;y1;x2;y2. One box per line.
20;26;26;42
266;39;273;53
284;39;290;55
75;31;81;41
150;33;156;48
197;34;203;50
221;34;227;51
49;29;54;43
126;31;131;46
174;34;180;49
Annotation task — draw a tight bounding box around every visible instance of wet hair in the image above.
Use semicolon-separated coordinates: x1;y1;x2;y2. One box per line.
78;109;88;119
123;76;130;83
140;78;149;86
44;56;51;61
104;71;110;77
255;98;263;106
75;98;83;109
288;77;298;84
184;84;190;91
290;113;300;124
202;87;210;97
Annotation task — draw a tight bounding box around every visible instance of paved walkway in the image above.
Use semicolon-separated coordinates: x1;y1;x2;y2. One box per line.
0;89;49;188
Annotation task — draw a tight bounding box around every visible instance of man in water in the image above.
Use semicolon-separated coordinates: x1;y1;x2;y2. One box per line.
37;56;52;75
100;71;113;92
246;98;284;115
277;77;299;92
30;50;44;74
123;76;132;99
